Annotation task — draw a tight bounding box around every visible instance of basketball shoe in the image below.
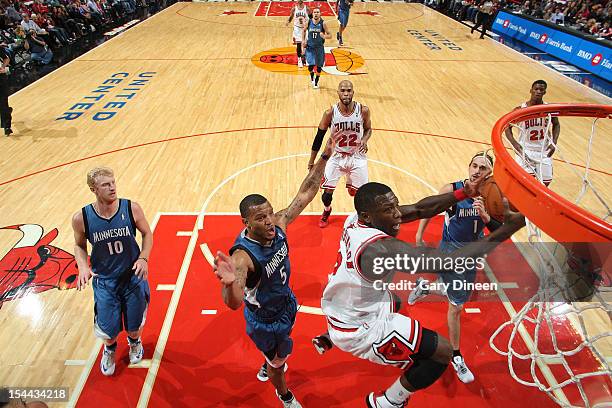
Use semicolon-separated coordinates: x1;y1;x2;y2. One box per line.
452;355;475;383
100;346;116;376
366;391;408;408
319;208;332;227
298;59;303;68
257;362;288;382
312;333;333;354
128;337;144;364
407;277;430;305
276;390;302;408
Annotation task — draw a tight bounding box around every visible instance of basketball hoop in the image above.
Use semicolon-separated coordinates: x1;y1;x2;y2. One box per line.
489;104;612;408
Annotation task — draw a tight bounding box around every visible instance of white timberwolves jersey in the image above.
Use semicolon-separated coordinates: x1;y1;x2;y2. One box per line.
331;102;365;156
518;102;552;152
321;213;393;326
293;5;308;29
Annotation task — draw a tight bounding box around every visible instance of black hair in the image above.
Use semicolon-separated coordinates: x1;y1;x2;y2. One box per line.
239;194;268;218
354;182;392;214
531;79;547;89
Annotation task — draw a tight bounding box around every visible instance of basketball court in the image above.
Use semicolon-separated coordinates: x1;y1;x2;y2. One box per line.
0;2;610;407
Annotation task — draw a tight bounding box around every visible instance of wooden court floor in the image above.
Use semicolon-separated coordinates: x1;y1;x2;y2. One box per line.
0;2;610;406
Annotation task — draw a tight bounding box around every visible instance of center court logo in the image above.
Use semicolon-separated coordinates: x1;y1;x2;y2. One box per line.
251;46;366;76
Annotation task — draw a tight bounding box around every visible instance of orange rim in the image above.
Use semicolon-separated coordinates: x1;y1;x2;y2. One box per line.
491;103;612;243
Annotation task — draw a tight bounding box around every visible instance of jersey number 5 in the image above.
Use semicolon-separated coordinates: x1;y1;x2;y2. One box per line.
337;134;358;148
279;265;287;285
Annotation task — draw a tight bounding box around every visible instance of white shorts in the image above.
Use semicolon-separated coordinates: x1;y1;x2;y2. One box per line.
515;150;553;184
293;26;304;43
326;313;423;369
321;153;368;193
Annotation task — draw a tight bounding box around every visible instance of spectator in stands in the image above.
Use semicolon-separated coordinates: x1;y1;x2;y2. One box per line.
21;13;46;35
5;2;21;24
25;29;52;64
549;7;564;24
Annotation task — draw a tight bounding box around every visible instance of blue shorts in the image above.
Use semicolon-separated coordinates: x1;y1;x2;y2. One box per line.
305;46;325;68
244;294;297;359
338;8;350;27
93;274;150;339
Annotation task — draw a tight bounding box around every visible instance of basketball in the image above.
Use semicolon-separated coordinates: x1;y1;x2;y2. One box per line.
479;176;506;222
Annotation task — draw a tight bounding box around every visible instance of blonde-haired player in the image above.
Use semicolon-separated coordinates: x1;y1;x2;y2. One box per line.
72;167;153;376
286;0;310;68
504;80;561;186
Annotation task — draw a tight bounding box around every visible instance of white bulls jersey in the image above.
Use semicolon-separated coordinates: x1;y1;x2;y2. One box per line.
517;102;552;152
293;5;308;29
321;213;393;327
331;102;365;156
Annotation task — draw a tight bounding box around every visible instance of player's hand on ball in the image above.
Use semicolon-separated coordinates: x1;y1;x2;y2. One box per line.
464;173;486;197
473;197;490;223
214;251;236;285
133;258;148;280
502;198;525;231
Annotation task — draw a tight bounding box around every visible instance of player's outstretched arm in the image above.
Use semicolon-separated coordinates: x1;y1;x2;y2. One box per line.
359;105;372;154
277;138;333;229
359;200;525;280
399;174;485;224
308;108;333;170
214;250;251;310
415;183;453;245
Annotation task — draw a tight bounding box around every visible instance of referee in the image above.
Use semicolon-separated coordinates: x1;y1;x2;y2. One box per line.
0;46;12;136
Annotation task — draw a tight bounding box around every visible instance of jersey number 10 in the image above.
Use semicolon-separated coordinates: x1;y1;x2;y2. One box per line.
107;240;124;255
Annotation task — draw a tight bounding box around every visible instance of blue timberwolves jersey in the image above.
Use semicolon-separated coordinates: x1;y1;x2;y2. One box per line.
230;226;292;318
307;19;325;48
440;181;485;252
83;198;141;280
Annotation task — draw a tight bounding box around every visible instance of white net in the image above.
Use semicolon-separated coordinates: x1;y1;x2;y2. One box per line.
489;108;612;408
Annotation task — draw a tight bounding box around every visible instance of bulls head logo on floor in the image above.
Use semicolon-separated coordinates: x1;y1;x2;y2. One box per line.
252;46;366;76
0;224;79;306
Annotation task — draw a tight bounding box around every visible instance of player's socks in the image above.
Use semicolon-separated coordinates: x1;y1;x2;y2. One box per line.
310;72;314;81
128;336;139;344
453;349;462;358
385;378;412;405
105;342;117;352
